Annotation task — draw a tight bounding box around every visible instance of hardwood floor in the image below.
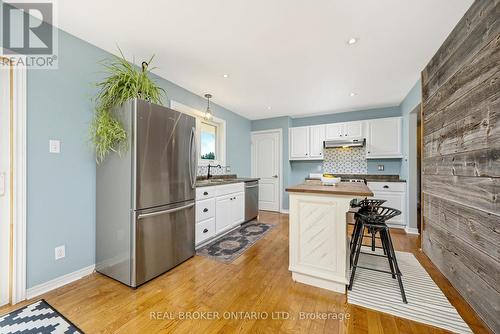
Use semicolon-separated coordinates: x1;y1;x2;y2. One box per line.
0;211;492;333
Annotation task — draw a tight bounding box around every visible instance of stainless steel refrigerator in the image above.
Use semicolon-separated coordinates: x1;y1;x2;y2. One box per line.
96;99;197;287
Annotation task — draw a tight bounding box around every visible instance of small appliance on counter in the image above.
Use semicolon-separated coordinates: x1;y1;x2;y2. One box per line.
320;173;341;186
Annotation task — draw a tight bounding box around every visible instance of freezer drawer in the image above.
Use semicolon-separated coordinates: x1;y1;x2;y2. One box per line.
134;200;195;286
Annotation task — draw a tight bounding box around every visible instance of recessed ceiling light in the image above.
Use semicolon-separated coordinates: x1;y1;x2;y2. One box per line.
267;106;272;110
349;92;358;97
223;74;229;78
347;37;358;45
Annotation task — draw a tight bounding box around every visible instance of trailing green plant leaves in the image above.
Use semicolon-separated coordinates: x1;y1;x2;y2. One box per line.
91;50;165;163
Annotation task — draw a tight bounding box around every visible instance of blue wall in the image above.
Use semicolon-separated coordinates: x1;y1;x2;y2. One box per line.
26;29;250;288
400;79;421;180
251;106;403;209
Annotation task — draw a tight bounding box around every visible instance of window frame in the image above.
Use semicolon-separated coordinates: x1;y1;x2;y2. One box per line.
170;100;226;167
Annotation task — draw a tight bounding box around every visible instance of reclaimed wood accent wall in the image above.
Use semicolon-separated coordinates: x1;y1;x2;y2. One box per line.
421;1;499;332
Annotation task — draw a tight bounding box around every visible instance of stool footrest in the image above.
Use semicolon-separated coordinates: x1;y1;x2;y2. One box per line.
353;265;400;276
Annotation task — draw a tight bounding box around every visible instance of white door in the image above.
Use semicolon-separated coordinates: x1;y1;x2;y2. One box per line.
366;117;402;158
215;194;232;233
309;125;326;159
0;64;12;306
325;123;345;139
251;130;281;212
344;121;364;138
289;127;309;159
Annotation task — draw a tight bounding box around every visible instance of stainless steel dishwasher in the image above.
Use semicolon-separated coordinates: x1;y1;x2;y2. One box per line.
244;180;259;222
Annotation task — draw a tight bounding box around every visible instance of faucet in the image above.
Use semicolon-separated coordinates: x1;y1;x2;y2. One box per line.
207;164;221;179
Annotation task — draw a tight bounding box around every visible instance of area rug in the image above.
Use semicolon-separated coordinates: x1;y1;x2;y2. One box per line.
348;247;472;334
196;221;273;263
0;299;83;334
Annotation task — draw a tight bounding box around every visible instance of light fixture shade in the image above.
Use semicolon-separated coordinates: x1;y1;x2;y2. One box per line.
204;93;213;120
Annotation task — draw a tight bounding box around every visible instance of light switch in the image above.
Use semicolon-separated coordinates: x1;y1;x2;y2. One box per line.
378;165;385;171
49;139;60;153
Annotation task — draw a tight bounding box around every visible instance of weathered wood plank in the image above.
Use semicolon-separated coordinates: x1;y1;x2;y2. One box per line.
422;175;499;215
423;88;500;158
423;147;500;178
422;1;500;101
423;198;500;290
422;223;500;334
423;30;500;123
424;70;500;135
422;1;498;88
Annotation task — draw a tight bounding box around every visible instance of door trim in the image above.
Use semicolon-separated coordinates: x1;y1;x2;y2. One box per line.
1;57;27;304
251;129;283;213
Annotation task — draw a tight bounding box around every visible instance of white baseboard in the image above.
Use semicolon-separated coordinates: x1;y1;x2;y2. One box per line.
405;227;420;235
280;208;289;214
27;264;95;300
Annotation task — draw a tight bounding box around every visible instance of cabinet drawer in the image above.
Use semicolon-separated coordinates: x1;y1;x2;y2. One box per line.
196;186;216;200
367;182;406;192
195;218;215;245
196;198;215;222
215;182;244;196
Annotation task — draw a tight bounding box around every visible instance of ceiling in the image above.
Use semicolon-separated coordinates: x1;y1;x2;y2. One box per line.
57;0;472;120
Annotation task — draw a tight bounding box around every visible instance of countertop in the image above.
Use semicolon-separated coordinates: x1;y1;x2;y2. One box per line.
306;174;406;183
286;180;374;197
195;176;260;188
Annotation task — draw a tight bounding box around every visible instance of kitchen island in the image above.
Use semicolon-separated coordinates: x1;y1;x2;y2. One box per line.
286;180;373;293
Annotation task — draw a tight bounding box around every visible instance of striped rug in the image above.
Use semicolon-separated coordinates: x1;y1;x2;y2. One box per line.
348;247;472;334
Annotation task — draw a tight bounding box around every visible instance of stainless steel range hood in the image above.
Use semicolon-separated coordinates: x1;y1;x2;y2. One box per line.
323;138;365;148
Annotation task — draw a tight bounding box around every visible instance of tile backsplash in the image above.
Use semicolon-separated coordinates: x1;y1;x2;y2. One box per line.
323;146;368;174
197;165;229;176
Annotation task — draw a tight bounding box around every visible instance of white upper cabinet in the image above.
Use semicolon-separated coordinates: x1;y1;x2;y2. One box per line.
309;125;326;158
366;117;403;158
325;123;344;140
344;121;364;138
289;126;310;159
325;121;364;140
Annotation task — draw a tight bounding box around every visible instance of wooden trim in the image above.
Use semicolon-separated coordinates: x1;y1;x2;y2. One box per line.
419;71;424;251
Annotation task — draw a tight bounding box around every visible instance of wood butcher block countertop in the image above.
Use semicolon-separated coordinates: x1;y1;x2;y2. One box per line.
286;180;374;197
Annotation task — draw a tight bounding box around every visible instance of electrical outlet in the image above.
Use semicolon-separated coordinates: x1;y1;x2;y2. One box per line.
55;245;65;260
49;139;61;153
377;165;385;171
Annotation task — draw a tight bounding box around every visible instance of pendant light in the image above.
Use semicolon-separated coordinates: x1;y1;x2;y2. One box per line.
204;93;213;120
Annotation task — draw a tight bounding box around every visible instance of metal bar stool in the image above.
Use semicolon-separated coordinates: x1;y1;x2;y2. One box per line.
349;199;387;263
348;206;407;303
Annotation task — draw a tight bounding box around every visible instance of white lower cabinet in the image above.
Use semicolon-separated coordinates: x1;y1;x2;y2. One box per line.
367;182;406;228
195;182;245;247
216;192;244;233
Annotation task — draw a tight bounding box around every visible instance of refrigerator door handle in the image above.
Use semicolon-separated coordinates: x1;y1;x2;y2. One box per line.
137;202;195;220
189;127;197;189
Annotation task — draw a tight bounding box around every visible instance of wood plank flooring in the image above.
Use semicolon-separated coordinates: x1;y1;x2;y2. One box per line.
0;211;493;333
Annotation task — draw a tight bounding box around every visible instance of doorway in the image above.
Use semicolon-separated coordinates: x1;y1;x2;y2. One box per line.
251;129;282;212
0;57;27;306
0;59;13;306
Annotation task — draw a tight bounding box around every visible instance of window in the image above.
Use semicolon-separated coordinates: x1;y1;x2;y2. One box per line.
170;100;226;166
200;121;217;161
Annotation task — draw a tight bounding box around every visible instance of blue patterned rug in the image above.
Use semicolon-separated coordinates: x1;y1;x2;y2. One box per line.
197;221;273;263
0;299;82;334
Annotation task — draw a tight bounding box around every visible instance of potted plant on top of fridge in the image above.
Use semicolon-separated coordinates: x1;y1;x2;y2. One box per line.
90;49;165;163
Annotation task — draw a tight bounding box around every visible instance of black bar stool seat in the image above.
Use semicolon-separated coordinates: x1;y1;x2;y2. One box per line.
348;206;407;304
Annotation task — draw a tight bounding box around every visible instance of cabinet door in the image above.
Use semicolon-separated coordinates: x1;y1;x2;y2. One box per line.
289;127;310;159
215;195;232;233
344;121;364;138
325;123;345;140
371;192;405;226
230;192;245;227
309;125;326;159
366;117;402;158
